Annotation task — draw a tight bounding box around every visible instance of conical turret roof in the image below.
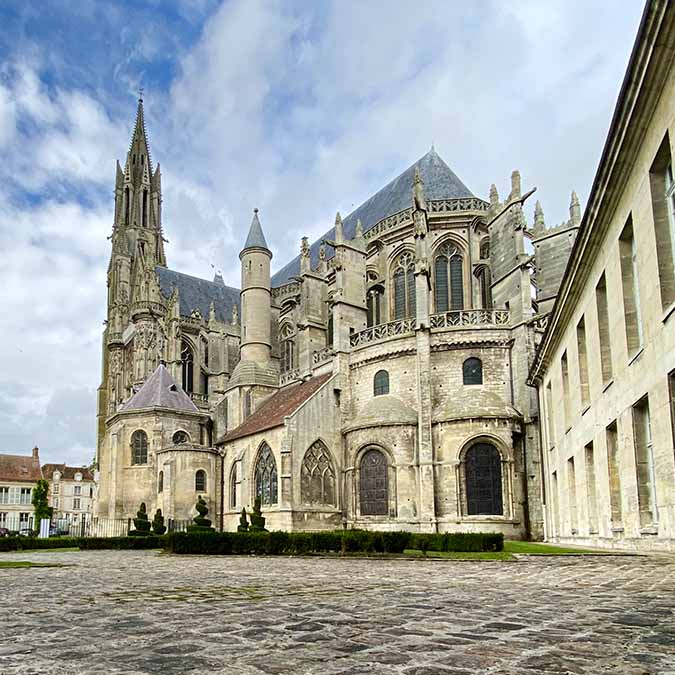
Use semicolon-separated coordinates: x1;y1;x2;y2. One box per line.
243;208;269;251
120;363;198;413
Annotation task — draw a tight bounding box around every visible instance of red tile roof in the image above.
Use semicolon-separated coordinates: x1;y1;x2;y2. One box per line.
220;373;333;443
0;448;43;483
42;464;94;481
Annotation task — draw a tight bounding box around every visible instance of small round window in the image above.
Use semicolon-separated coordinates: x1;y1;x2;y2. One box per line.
173;430;189;445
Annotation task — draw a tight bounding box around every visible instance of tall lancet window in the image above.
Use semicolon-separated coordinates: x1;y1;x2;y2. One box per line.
367;286;383;327
181;340;194;394
142;190;148;228
124;187;130;225
279;324;295;374
393;252;416;320
434;243;464;312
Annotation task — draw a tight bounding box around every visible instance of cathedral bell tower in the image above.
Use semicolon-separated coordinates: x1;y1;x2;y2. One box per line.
97;96;167;462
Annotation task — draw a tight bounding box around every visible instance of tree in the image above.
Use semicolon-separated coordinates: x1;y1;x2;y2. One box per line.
129;502;151;536
32;479;53;523
152;509;166;535
237;508;249;532
249;496;267;532
187;495;214;533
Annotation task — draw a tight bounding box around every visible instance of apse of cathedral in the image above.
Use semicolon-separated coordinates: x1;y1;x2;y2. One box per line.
95;97;580;538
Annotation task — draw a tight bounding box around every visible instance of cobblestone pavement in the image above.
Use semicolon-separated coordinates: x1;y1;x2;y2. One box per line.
1;550;675;675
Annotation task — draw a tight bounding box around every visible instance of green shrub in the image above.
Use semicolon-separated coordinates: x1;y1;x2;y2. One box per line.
129;502;151;536
187;495;214;533
249;497;266;532
237;508;249;532
151;509;166;535
0;535;168;551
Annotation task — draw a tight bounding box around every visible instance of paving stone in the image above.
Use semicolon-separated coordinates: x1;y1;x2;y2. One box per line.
1;550;675;674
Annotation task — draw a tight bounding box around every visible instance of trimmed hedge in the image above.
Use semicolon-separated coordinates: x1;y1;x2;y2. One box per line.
166;530;503;556
0;535;168;552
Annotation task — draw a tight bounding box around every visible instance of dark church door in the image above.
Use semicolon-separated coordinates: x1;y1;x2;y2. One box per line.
466;443;503;515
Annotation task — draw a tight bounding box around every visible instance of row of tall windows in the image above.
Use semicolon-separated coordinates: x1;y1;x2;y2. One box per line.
0;487;32;505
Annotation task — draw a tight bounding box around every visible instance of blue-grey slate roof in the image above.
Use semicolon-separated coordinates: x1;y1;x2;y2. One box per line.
243;210;269;250
121;363;198;413
271;148;474;286
156;266;240;323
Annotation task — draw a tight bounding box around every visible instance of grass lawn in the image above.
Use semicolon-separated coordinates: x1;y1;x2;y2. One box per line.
404;549;514;560
504;540;601;555
0;560;65;569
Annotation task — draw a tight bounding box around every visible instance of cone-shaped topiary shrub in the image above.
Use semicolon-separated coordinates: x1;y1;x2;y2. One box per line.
187;495;214;533
249;496;267;532
237;508;249;532
129;502;152;536
152;508;166;535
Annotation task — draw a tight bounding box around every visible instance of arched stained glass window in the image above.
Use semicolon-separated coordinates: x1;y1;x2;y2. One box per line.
463;358;483;385
195;469;206;492
359;449;388;515
181;340;194;394
131;430;148;465
229;465;237;509
301;441;336;505
373;370;389;396
280;324;295;374
393;252;416;320
254;444;278;506
434;243;464;312
465;444;503;515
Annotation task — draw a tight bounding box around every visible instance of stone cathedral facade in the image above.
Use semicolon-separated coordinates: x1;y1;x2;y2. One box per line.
95;98;581;539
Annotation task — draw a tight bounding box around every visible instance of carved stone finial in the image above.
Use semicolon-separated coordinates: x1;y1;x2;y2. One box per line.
569;190;581;226
334;212;344;243
319;242;326;261
413;166;427;212
355;219;363;239
209;301;216;322
489;183;499;206
300;236;311;273
232;304;238;325
533;200;546;233
510;170;521;201
301;236;310;257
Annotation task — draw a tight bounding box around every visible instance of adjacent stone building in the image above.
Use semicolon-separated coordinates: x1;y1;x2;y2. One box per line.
529;0;675;551
95;90;585;538
42;464;95;529
0;447;42;532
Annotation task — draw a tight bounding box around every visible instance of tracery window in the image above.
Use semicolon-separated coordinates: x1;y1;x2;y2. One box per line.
465;444;503;515
172;430;189;445
254;444;278;506
301;441;336;505
195;469;206;493
181;340;194;394
373;370;389;396
367;286;384;327
280;324;295;374
393;251;416;320
359;448;388;515
463;358;483;385
131;430;148;465
158;470;164;493
479;267;492;309
434;243;464;312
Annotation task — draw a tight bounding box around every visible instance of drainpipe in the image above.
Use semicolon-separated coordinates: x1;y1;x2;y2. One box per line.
219;449;225;532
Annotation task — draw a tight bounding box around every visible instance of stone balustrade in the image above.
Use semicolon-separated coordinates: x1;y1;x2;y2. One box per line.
279;369;300;386
312;347;334;366
429;309;510;329
349;318;416;347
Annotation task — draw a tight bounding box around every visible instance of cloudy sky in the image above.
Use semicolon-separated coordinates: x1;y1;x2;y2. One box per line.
0;0;644;466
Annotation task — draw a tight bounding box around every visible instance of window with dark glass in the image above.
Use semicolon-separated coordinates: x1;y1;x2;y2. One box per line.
131;430;148;465
230;465;237;509
463;358;483;385
181;341;194;393
280;324;295;374
195;469;206;493
434;243;464;312
158;471;163;493
367;286;383;327
465;444;503;515
172;430;189;445
393;252;415;319
359;449;388;515
373;370;389;396
254;444;278;506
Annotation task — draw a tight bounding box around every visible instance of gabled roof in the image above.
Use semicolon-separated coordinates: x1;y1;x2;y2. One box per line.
156;266;240;324
243;209;269;250
271;148;474;285
120;363;198;413
0;450;42;483
42;464;94;481
219;373;333;443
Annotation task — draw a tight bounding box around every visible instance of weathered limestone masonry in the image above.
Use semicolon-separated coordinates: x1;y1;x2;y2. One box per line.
96;95;584;539
529;0;675;552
